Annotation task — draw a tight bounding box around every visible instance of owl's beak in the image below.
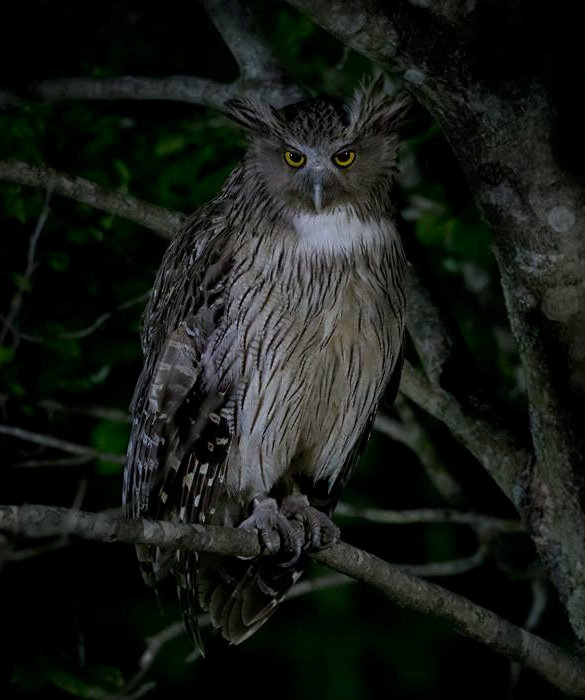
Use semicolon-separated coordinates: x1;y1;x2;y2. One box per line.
312;170;325;212
313;181;323;212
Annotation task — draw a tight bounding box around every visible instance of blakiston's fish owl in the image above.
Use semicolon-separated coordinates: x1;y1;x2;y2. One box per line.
124;79;408;646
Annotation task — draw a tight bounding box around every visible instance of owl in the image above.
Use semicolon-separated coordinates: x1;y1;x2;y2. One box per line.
123;78;408;647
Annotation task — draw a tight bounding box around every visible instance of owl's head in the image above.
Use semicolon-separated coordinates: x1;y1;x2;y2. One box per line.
225;78;410;216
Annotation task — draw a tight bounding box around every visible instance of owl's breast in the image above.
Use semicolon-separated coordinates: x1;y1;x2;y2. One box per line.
206;229;404;502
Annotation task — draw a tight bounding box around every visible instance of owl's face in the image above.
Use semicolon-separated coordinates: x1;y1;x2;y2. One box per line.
227;80;410;216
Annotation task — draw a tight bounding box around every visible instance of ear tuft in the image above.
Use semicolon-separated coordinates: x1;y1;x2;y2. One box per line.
223;97;280;136
347;76;412;136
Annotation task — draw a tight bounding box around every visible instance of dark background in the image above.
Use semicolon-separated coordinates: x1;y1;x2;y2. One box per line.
0;2;573;698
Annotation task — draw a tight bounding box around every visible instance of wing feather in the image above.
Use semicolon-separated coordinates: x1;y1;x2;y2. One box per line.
123;205;235;604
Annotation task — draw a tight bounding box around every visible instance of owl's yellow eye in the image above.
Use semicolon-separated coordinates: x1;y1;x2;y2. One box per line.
284;150;306;168
333;150;356;168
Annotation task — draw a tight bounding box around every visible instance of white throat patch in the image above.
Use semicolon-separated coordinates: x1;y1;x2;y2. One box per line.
292;209;390;255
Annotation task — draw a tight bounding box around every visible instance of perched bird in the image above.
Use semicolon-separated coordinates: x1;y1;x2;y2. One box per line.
123;78;408;647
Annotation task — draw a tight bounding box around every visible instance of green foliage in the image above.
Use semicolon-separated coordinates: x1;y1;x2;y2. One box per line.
92;419;129;474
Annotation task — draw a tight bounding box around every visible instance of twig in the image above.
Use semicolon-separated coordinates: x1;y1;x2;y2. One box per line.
375;398;467;506
12;455;93;469
0;505;583;696
0;394;129;423
507;579;550;698
57;291;149;340
9;477;87;561
0;160;182;239
336;503;523;533
0;424;125;465
111;621;187;700
399;362;533;506
0;187;51;345
34;399;130;424
398;546;487;578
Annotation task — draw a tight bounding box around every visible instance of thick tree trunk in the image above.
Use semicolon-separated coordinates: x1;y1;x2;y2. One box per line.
287;0;585;640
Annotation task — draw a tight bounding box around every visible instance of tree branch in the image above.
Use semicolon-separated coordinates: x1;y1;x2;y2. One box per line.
0;424;125;465
31;76;237;108
0;160;182;239
399;362;533;502
18;75;302;111
335;503;523;533
375;400;467;505
0;505;583;696
0;2;301;112
203;0;288;82
1;187;51;346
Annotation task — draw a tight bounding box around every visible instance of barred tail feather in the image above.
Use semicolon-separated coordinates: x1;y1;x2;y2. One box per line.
196;554;307;645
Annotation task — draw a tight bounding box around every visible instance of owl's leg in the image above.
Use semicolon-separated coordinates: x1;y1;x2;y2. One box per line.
280;493;340;552
238;495;304;565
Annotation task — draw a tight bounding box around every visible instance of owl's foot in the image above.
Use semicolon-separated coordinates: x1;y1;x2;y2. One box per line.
280;494;340;553
238;496;304;565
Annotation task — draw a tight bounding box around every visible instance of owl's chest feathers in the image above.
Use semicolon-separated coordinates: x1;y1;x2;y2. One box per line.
216;211;403;500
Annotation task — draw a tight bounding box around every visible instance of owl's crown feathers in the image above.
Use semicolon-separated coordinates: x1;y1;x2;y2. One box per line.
224;77;411;216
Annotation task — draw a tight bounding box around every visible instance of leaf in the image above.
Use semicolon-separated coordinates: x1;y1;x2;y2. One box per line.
155;134;188;157
47;250;71;272
67;227;104;244
92;419;129;474
0;346;15;368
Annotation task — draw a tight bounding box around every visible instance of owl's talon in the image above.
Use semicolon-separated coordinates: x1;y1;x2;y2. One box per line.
280;494;340;552
238;497;303;565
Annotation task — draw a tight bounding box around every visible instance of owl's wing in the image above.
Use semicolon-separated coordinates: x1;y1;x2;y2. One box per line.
123;206;233;589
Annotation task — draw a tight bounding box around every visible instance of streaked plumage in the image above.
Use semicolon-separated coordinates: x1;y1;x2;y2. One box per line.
123;79;408;646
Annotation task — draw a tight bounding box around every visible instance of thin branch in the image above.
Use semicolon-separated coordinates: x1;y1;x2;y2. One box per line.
399;545;487;578
35;399;130;424
0;394;130;424
0;187;51;345
0;424;125;465
0;505;584;696
32;75;237;109
0;89;24;109
508;578;550;698
0;160;182;239
399;362;533;506
13;455;94;469
7;74;302;111
336;503;523;533
57;291;150;340
375;397;467;506
111;620;187;700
